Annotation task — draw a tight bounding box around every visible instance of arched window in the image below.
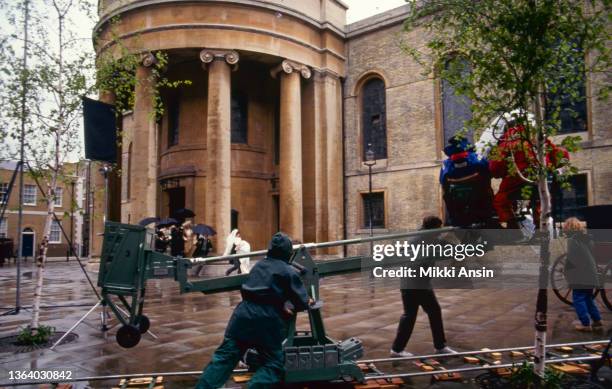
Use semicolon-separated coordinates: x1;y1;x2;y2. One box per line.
545;44;587;134
231;91;248;144
441;58;473;145
361;77;387;160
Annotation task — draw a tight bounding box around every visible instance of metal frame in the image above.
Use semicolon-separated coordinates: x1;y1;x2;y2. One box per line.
2;340;608;387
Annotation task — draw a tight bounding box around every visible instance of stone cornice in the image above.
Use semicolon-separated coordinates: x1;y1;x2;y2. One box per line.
96;23;346;62
96;0;346;39
270;60;311;79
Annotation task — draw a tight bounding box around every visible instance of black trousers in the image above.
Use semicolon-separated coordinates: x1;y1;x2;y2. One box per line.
391;289;446;352
225;259;242;276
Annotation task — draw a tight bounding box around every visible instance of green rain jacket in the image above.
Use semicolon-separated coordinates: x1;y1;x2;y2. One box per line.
225;232;310;349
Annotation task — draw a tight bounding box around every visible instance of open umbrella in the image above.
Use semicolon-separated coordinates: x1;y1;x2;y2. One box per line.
138;217;160;226
172;208;195;220
156;218;178;227
192;224;217;236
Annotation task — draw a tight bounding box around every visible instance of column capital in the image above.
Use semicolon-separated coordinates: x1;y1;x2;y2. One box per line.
199;49;239;71
270;60;311;80
140;52;157;67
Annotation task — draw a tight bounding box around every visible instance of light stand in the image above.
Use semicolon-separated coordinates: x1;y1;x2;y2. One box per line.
98;163;112;331
364;144;376;256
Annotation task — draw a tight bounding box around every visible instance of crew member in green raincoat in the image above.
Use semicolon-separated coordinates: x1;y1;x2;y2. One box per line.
196;232;312;389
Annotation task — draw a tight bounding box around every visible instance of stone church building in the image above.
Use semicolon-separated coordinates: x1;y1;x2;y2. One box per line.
91;0;611;254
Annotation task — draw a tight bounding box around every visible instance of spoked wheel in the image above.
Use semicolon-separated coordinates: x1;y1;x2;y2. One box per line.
135;315;150;334
116;324;141;348
551;255;573;306
600;262;612;311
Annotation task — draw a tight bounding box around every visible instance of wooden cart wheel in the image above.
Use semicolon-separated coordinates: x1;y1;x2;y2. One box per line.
600;262;612;311
552;255;573;306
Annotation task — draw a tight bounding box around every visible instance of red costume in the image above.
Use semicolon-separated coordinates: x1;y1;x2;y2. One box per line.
489;126;569;225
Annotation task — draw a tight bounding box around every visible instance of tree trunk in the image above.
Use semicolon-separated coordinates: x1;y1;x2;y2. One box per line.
533;86;553;379
30;186;56;330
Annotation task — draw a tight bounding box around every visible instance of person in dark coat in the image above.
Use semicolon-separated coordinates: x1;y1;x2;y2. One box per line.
196;232;313;389
563;217;603;331
192;235;213;277
169;224;184;257
390;216;457;357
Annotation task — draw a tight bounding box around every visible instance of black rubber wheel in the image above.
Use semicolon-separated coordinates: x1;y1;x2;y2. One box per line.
116;324;141;348
136;315;150;334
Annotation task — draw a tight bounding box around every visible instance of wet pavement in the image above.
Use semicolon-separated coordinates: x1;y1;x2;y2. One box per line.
0;259;610;388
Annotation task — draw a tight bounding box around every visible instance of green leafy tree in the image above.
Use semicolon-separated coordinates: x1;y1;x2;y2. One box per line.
0;0;189;342
0;0;94;337
403;0;610;378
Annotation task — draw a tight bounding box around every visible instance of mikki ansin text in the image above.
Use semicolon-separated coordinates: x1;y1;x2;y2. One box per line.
372;265;494;279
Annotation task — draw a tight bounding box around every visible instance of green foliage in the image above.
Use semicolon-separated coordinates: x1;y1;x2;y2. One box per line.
403;0;611;185
510;361;564;388
95;17;192;129
16;325;55;345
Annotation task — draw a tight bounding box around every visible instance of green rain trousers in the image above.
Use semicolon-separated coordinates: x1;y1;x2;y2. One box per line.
195;337;284;389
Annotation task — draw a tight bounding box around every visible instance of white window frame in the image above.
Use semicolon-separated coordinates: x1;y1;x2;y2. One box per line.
23;184;37;206
49;220;61;243
0;182;8;204
0;218;7;238
54;187;63;207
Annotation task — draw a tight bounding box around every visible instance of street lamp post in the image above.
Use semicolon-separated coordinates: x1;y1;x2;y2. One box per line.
364;143;376;239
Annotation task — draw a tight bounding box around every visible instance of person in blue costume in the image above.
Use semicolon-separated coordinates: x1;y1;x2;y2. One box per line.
196;232;313;389
440;137;495;227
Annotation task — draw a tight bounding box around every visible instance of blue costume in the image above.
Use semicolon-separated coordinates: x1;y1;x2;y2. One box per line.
440;138;494;227
439;138;489;184
196;232;310;389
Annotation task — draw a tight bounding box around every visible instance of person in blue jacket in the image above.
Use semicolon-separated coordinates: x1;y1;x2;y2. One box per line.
196;232;313;389
440;137;494;227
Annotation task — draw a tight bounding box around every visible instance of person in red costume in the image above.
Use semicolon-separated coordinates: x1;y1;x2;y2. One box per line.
489;125;569;228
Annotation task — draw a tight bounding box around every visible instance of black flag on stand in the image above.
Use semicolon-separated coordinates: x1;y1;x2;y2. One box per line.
82;96;117;162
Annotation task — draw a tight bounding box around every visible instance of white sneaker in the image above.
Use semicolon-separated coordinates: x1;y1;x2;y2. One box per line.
435;346;458;354
390;349;414;358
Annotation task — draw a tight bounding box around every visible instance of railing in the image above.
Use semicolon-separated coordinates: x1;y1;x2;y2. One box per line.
188;226;458;264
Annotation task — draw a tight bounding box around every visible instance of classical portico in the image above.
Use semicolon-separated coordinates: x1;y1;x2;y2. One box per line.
94;0;347;252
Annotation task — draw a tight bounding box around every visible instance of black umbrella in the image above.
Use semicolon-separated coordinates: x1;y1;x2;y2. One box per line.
172;208;195;220
192;224;217;236
138;217;160;226
156;218;178;227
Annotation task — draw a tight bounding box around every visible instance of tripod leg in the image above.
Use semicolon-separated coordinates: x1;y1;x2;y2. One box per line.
101;300;109;331
50;300;102;350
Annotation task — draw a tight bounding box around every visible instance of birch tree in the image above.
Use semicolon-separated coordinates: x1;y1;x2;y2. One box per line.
403;0;610;379
0;0;93;338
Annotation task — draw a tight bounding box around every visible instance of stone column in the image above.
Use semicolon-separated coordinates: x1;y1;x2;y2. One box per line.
200;49;239;251
272;60;311;242
131;53;158;222
322;73;344;251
